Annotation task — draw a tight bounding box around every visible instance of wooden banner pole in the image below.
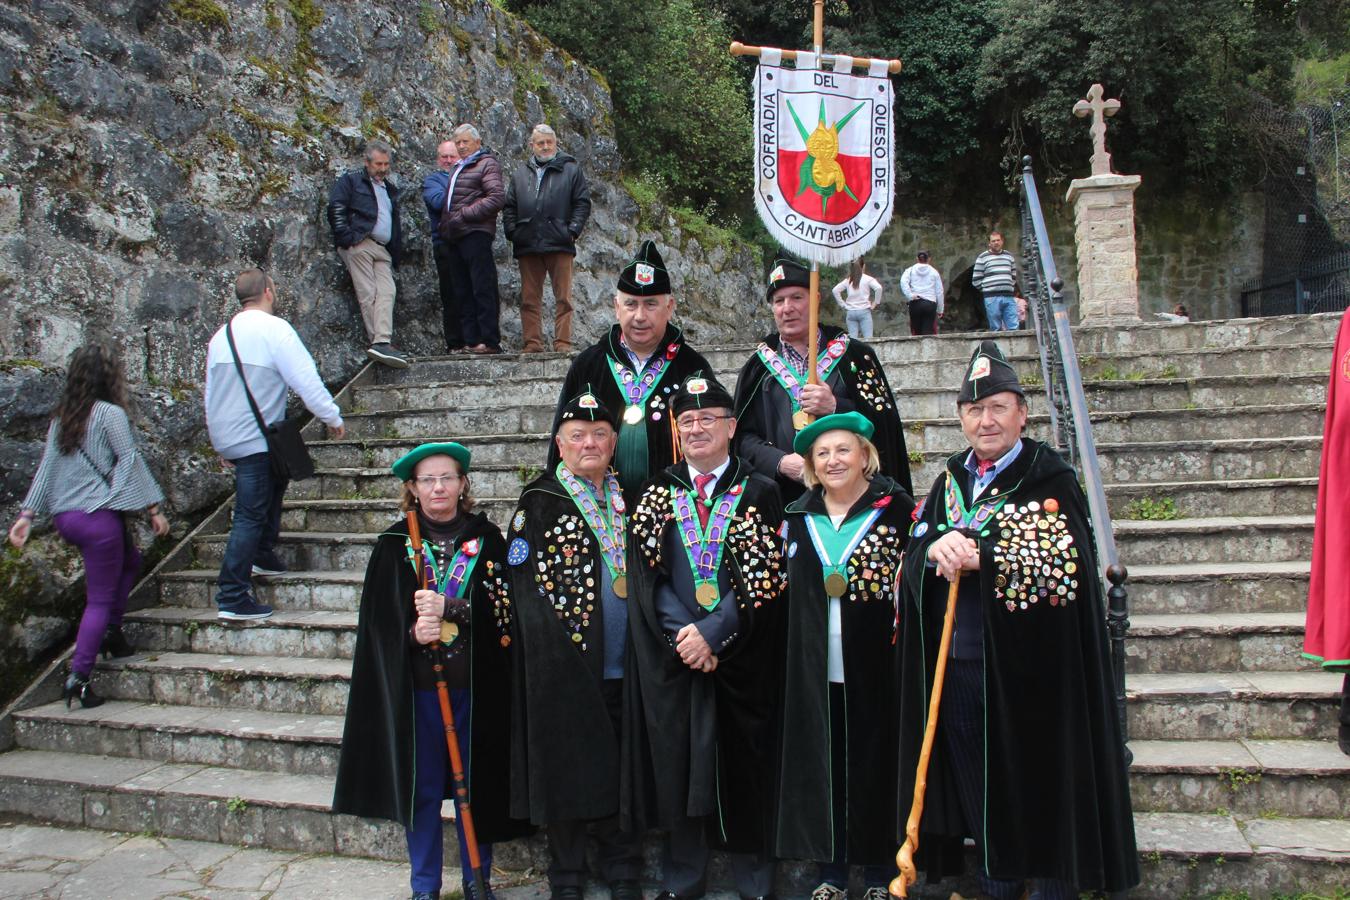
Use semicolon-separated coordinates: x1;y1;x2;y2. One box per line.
728;42;902;73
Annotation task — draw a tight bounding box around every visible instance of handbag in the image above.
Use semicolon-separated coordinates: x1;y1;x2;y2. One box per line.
225;320;316;482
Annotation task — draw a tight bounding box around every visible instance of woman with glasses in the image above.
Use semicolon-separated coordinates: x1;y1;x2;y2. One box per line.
334;442;526;900
774;412;914;900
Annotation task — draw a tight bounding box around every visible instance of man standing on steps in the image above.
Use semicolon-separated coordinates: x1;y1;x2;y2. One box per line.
549;240;712;505
732;255;910;505
440;123;506;355
1305;306;1350;756
899;249;944;336
327;139;409;368
499;392;643;900
972;231;1020;332
422;138;465;353
624;373;785;900
204;269;346;622
503;124;592;354
897;340;1138;898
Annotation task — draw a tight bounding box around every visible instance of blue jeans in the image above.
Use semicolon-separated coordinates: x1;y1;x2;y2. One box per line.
215;452;286;607
983;295;1019;331
844;308;874;339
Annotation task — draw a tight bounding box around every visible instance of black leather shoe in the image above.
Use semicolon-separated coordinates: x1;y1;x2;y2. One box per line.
101;624;134;659
63;671;104;710
611;880;643;900
551;886;584;900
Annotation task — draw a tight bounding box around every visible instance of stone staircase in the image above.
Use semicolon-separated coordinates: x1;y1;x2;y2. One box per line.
1;314;1347;898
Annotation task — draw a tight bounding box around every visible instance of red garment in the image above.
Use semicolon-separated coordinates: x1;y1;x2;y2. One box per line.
1306;309;1350;671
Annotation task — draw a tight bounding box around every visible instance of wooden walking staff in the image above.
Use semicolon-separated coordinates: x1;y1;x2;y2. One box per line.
407;512;489;900
891;574;961;898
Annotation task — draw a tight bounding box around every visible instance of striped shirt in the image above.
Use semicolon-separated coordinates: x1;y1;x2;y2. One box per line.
21;401;165;518
972;249;1017;297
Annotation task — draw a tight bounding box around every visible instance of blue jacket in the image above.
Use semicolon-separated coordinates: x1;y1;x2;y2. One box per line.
422;169;450;247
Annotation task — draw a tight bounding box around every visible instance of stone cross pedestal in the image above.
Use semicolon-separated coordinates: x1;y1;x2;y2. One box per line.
1067;84;1142;322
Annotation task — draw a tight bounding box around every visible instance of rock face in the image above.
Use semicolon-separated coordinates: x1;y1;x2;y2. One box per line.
0;0;761;703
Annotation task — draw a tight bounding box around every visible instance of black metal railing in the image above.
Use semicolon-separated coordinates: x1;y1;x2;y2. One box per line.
1018;156;1132;762
1239;250;1350;317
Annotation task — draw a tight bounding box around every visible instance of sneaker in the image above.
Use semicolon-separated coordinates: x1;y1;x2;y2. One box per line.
367;343;410;368
251;554;288;577
811;884;847;900
218;597;274;621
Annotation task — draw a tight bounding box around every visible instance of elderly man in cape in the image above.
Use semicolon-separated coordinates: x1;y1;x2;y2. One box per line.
624;373;785;900
733;256;910;504
897;341;1138;899
550;240;712;504
501;391;643;900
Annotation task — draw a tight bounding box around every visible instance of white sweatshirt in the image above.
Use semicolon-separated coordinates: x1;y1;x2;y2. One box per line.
831;274;883;311
900;262;946;315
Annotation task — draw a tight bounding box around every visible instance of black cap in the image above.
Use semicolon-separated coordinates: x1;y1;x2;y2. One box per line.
766;255;811;301
557;388;616;430
671;372;734;416
617;240;671;296
957;340;1024;403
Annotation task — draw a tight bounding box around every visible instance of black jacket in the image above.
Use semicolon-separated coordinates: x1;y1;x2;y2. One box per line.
503;152;592;257
327;169;402;265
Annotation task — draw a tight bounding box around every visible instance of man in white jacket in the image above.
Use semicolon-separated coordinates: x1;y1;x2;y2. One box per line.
899;250;944;335
204;269;346;620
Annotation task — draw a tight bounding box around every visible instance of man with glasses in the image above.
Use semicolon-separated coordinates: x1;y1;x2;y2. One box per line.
896;340;1138;899
624;373;785;900
734;255;911;504
550;240;712;504
501;392;643;900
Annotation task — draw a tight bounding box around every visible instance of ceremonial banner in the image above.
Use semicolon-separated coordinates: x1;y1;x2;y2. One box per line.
754;51;894;266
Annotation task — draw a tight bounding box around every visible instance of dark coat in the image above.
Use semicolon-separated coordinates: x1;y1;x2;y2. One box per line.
331;513;526;842
775;475;915;865
503;152;592;257
622;458;785;851
327;168;402;265
502;472;629;825
733;325;911;504
439;149;505;243
550;323;713;505
897;440;1138;891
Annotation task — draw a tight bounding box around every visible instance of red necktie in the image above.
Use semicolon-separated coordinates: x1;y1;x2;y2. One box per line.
975;458;996;477
694;472;716;528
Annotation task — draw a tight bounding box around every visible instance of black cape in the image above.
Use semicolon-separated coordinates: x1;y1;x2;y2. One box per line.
733;325;912;504
550;323;713;505
501;471;629;824
332;513;526;843
775;475;915;865
622;458;785;851
897;440;1139;891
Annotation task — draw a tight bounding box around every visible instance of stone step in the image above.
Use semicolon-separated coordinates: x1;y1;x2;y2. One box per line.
1106;477;1318;521
1126;613;1310;674
1092;436;1322;484
123;607;357;659
192;532;380;572
1126;560;1309;615
154;569;362;613
95;652;351;716
11;700;343;777
278;498;514;534
1114;515;1313;565
308;433;550;471
1127;670;1344;740
1128;738;1349;818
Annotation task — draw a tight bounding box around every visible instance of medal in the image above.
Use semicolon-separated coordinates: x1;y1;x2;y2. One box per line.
624;404;643;425
792;409;811;431
756;334;850;433
556;463;627;599
608;342;677;427
804;506;886;601
824;571;847;597
696;581;719;607
673;478;748;612
611;574;628;598
440;621;460;643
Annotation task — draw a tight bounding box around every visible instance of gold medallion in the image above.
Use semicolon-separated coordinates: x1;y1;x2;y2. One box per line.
440;621;460;644
611;574;628;598
624;404;644;425
792;409;811;431
824;571;848;597
696;581;719;609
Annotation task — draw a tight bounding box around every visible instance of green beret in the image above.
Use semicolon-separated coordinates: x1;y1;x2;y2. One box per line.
391;442;472;481
792;411;875;455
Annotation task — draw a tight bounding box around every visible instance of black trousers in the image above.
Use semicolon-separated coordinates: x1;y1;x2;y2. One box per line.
908;298;938;335
432;242;463;350
445;230;501;350
546;678;644;888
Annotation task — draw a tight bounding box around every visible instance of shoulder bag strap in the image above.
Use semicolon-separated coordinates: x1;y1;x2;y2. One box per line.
225;319;271;440
78;446;112;486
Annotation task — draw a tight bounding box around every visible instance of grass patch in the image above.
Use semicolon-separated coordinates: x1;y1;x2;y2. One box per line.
1123;497;1181;521
168;0;228;29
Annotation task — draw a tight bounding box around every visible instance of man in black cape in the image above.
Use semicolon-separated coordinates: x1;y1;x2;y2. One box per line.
624;373;786;900
897;341;1138;899
501;392;642;900
733;256;911;504
550;240;713;504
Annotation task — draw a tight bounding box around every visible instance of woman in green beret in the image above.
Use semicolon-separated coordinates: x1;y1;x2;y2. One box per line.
773;412;915;900
333;442;526;900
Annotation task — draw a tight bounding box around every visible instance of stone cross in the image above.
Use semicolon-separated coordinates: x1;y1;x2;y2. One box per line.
1073;83;1121;176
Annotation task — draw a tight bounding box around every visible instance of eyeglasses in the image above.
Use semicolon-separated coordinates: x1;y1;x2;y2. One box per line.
959;401;1019;420
675;414;732;432
414;474;462;487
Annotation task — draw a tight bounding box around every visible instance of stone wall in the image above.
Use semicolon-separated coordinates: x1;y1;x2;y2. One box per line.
0;0;761;703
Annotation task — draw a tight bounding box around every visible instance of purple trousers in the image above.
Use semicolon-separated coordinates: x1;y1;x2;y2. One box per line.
53;509;142;677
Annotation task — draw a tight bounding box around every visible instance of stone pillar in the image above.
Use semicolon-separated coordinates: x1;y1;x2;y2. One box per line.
1066;173;1142;322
